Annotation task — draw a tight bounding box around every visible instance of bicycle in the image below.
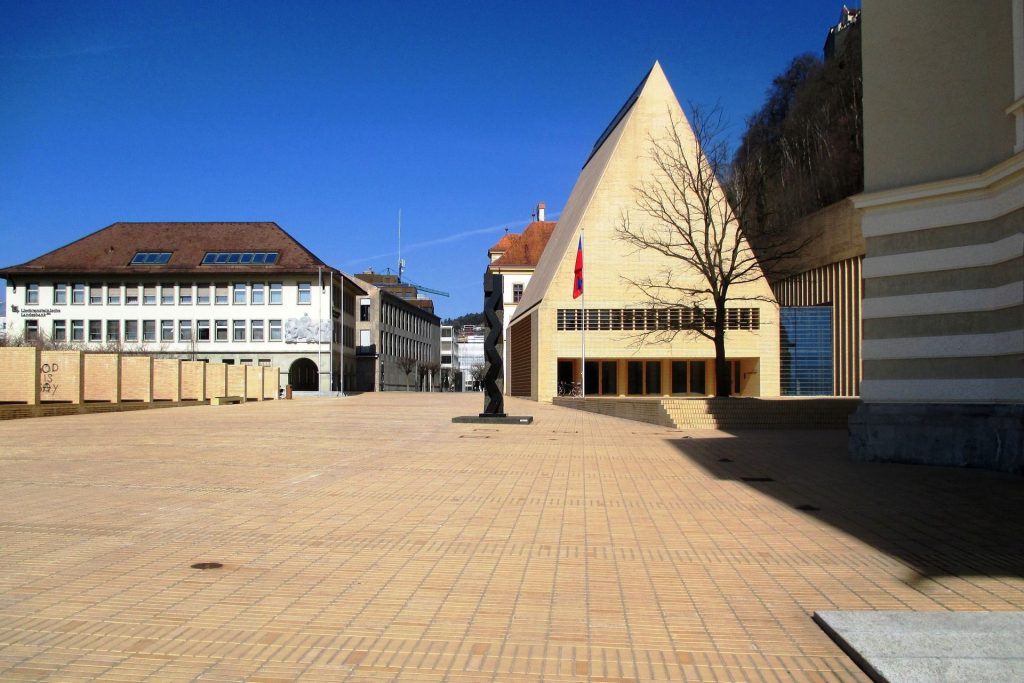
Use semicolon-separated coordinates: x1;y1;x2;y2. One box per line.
557;380;583;397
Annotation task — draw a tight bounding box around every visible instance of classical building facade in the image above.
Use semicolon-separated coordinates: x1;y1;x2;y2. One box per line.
352;272;441;392
508;63;780;402
0;222;364;393
849;1;1024;472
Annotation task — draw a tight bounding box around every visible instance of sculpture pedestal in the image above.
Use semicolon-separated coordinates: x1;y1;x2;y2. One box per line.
452;415;534;424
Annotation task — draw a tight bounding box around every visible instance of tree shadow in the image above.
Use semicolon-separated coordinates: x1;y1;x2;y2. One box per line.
670;430;1024;579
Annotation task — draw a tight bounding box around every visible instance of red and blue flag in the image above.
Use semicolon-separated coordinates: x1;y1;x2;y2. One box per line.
572;236;583;299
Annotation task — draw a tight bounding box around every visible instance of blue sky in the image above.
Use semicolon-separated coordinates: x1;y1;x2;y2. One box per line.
1;1;856;319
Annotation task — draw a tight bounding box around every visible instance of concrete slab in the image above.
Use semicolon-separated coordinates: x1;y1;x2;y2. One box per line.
451;414;533;424
815;610;1024;683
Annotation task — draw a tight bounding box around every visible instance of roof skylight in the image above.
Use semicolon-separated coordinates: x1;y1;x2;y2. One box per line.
131;252;172;265
201;252;279;265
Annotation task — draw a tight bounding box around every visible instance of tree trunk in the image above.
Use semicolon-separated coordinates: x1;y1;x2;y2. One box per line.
714;307;730;398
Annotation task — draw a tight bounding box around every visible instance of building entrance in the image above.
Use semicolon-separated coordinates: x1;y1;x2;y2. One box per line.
288;358;319;391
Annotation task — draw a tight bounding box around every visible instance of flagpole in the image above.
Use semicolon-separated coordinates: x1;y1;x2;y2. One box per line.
580;228;586;398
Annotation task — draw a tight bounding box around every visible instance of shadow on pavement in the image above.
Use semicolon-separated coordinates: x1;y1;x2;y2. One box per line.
671;430;1024;579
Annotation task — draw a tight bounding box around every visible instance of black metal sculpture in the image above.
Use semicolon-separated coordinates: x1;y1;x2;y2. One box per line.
451;271;531;424
481;272;505;417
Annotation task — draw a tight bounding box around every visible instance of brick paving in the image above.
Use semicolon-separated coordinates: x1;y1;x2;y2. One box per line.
0;393;1021;682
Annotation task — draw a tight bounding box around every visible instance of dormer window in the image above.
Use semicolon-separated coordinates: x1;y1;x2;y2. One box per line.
131;252;172;265
201;252;279;265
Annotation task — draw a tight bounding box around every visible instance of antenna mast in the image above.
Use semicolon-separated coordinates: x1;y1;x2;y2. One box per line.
397;208;405;282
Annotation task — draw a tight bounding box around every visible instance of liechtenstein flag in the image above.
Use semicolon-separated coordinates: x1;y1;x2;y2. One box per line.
572;236;584;299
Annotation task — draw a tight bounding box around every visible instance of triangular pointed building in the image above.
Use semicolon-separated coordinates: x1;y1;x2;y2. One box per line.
507;62;780;401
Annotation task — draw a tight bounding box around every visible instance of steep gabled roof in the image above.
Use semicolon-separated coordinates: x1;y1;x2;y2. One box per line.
490;220;557;268
0;222;332;277
510;63;666;321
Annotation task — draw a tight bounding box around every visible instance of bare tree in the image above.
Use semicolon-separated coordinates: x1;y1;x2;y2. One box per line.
468;363;485;391
617;106;808;397
420;361;440;392
396;356;418;392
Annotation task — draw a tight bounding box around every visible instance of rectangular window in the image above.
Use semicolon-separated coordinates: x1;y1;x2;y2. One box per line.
251;283;265;304
513;283;524;303
25;320;39;340
88;320;102;342
161;284;174;305
53;284;67;305
125;284;139;305
196;320;210;341
215;284;228;305
52;320;67;341
240;358;252;365
601;361;617;395
89;285;103;305
269;319;282;341
233;319;246;341
143;285;157;305
645;361;661;395
672;361;688;394
298;282;311;304
143;320;156;342
215;319;228;341
72;283;85;305
360;298;371;321
125;320;139;342
107;285;121;305
269;282;282;304
196;284;209;305
690;361;706;395
251;319;264;341
627;361;643;395
161;320;174;342
233;283;246;304
258;359;271;367
106;320;120;342
71;320;84;342
179;320;193;342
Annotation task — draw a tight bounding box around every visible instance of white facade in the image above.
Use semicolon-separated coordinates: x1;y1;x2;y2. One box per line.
4;276;351;391
440;325;460;390
456;327;485;391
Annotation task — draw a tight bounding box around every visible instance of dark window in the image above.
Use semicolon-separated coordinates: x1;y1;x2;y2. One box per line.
601;361;617;395
512;283;524;303
89;320;102;342
584;361;599;395
690;361;706;394
780;306;833;396
672;361;688;394
645;361;661;395
627;361;643;395
25;320;39;340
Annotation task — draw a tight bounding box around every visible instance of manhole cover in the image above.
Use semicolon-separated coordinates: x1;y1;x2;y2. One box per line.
718;458;734;463
740;476;774;482
795;504;820;511
190;562;223;570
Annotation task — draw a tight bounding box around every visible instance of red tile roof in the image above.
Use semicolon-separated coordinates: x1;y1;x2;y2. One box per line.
0;222;333;277
489;221;556;268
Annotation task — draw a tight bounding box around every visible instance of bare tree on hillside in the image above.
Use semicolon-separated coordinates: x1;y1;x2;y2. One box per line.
617;106;809;397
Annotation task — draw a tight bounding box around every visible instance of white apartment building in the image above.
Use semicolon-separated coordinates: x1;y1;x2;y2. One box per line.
456;325;485;391
486;204;556;385
0;222;365;393
440;325;460;391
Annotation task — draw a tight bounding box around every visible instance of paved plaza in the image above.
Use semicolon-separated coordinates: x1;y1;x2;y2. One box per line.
0;393;1022;682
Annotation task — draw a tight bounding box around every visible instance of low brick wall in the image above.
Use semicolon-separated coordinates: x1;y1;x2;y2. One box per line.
552;397;675;428
554;396;860;430
84;353;120;403
205;363;227;400
0;348;292;421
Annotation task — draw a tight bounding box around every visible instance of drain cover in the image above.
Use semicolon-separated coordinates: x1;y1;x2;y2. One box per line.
795;504;820;511
190;562;223;570
740;476;774;482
